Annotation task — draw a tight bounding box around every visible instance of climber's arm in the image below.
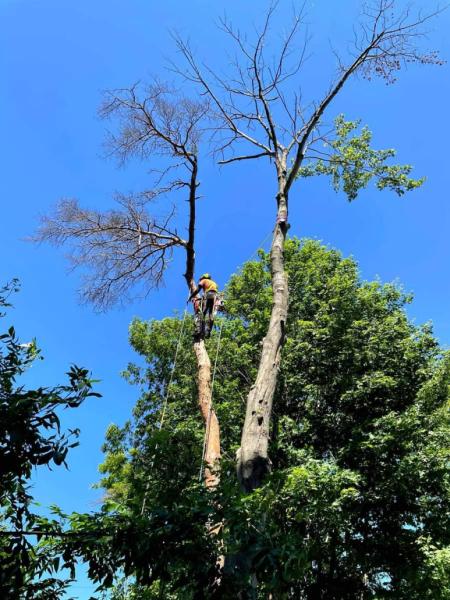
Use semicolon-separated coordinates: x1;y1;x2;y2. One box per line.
188;284;202;301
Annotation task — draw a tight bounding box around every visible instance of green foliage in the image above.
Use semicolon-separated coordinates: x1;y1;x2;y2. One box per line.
61;241;449;598
0;280;100;599
298;115;425;200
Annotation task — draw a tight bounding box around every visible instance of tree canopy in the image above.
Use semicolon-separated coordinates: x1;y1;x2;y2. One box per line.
56;240;450;599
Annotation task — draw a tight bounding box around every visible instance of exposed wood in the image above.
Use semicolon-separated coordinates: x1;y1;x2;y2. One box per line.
193;340;221;488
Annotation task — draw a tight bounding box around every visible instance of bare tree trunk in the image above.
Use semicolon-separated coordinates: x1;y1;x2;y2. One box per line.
193;339;221;487
183;162;198;289
193;340;223;584
237;160;289;491
183;160;221;488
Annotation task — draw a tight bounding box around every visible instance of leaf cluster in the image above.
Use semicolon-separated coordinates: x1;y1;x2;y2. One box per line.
298;115;425;201
0;282;100;599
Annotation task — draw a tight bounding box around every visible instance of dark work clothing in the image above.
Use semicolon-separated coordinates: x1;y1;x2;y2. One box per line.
203;291;217;318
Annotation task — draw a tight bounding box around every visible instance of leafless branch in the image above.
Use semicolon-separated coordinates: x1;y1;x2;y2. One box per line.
218;151;273;165
99;80;209;168
34;196;185;310
285;0;445;191
34;81;208;307
170;1;443;191
171;2;309;163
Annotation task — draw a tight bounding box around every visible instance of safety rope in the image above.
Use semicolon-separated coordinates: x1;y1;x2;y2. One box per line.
159;308;188;430
198;318;224;482
141;307;189;515
246;229;274;263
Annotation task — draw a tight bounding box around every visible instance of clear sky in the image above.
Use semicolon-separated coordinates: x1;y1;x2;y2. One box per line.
2;0;450;597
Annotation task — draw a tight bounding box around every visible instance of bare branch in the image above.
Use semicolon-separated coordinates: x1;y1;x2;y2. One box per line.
34;80;209;308
171;35;273;154
99;80;209;167
34;196;186;310
218;151;273;165
285;1;445;191
170;2;311;161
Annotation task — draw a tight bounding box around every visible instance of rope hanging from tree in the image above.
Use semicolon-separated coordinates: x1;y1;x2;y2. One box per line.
159;307;189;430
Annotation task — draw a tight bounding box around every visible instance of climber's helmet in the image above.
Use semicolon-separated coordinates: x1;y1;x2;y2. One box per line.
200;273;211;280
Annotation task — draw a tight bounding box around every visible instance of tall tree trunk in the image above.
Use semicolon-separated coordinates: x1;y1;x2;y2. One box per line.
184;159;221;487
237;161;289;492
193;339;221;487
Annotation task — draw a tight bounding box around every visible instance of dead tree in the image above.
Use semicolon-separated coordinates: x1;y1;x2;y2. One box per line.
34;82;221;487
174;0;444;491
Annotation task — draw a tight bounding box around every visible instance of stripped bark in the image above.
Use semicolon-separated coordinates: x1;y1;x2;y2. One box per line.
193;340;221;487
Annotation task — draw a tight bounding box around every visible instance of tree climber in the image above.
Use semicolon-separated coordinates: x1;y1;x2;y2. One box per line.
189;273;219;339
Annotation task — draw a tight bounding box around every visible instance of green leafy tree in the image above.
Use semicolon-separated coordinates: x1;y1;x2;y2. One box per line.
59;240;449;598
0;281;99;599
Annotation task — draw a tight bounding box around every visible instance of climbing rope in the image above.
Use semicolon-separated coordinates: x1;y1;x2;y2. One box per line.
246;228;274;263
159;307;189;430
198;318;224;482
141;307;189;516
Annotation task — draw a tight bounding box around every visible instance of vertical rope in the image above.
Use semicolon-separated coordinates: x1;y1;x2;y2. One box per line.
159;308;188;430
141;308;188;515
246;229;274;263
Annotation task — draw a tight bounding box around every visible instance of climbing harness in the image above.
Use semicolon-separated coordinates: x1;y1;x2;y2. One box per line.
199;318;224;482
191;291;224;341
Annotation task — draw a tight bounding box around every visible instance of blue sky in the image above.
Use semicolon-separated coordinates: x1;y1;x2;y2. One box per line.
2;0;450;596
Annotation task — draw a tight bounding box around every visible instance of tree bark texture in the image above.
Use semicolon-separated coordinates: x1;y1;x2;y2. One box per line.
194;340;221;487
237;166;289;491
